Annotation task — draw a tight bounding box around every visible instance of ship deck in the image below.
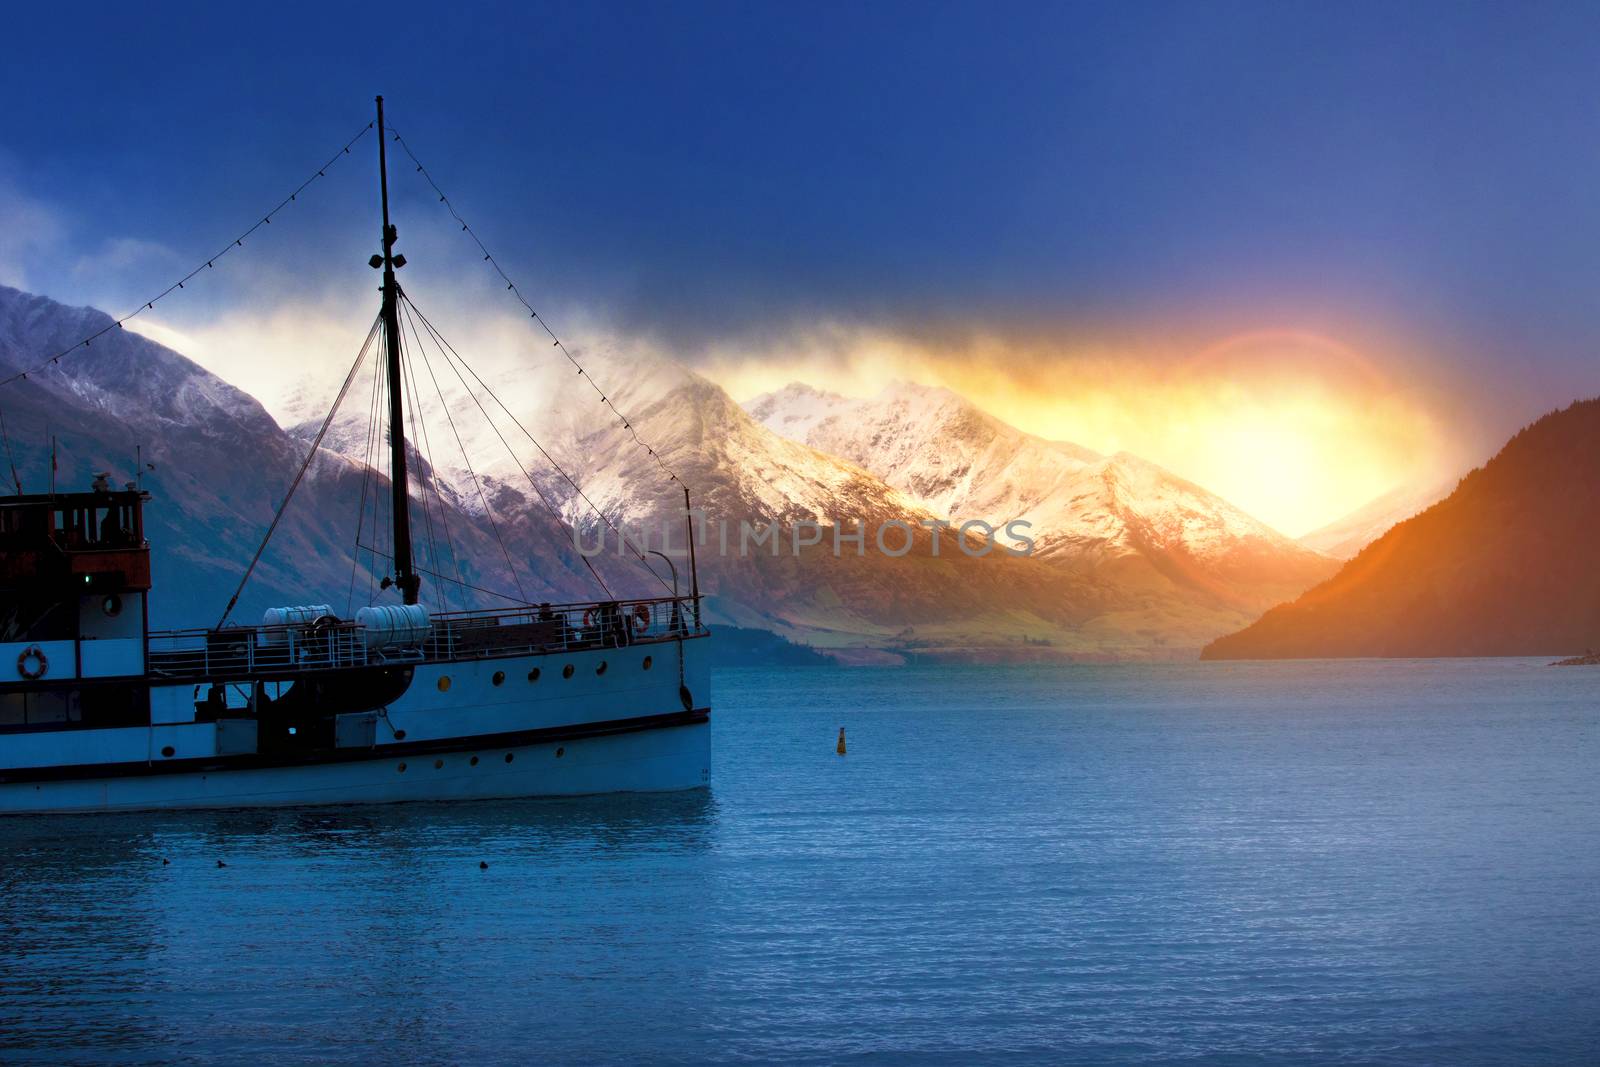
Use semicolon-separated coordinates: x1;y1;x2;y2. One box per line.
146;596;704;682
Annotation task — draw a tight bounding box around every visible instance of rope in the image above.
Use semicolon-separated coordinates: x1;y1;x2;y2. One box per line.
403;293;672;596
355;542;526;605
399;328;467;612
345;343;385;616
216;316;380;629
395;297;532;603
399;293;613;598
0;120;375;391
395;318;448;610
385;123;685;491
0;409;21;494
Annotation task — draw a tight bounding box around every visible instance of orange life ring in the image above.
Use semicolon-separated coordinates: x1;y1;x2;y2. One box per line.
629;603;650;634
582;607;597;630
17;645;47;680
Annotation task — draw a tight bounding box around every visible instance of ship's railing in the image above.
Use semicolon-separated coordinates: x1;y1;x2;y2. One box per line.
147;596;705;681
147;621;374;680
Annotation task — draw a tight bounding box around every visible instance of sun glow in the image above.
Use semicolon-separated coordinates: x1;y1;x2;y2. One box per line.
129;299;1449;540
707;328;1450;539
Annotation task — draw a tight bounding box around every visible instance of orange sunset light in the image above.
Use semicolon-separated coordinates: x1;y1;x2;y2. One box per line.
954;331;1447;538
714;328;1448;539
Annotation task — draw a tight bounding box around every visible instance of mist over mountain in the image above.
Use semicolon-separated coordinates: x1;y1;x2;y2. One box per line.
1204;398;1600;660
5;284;1342;660
298;339;1248;660
0;284;591;627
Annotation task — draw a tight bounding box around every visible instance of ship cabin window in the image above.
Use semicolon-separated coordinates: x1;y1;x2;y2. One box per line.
0;691;76;727
0;504;51;547
54;500;143;549
492;671;505;687
0;496;144;554
0;594;76;643
562;664;575;679
0;686;148;729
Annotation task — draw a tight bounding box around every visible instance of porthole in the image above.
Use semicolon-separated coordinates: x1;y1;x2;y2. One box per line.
434;759;444;770
527;668;541;683
397;762;407;773
555;746;565;758
596;660;608;676
437;676;451;692
642;655;652;670
160;745;175;758
562;664;574;679
102;594;123;618
492;671;505;687
469;756;479;766
504;752;515;764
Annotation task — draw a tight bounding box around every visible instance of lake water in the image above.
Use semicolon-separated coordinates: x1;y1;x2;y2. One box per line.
2;659;1598;1065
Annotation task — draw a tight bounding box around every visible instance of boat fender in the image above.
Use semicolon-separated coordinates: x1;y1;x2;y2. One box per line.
629;603;650;635
679;683;694;712
16;645;47;680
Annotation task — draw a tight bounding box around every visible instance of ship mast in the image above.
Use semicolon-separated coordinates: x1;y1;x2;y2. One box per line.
375;95;419;605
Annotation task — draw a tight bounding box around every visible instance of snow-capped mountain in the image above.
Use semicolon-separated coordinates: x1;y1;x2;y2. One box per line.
292;330;1321;655
0;285;593;627
290;341;1122;651
1298;479;1455;559
4;283;1336;659
745;381;1336;608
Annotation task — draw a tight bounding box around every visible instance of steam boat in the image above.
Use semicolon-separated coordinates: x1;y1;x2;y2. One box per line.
0;99;710;813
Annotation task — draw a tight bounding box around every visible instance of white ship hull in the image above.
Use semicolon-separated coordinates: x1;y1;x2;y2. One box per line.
0;718;708;814
0;634;712;816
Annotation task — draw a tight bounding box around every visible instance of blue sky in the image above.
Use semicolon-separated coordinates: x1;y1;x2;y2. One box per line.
4;2;1600;530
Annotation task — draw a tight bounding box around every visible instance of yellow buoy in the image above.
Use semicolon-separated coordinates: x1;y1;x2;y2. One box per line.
836;727;847;756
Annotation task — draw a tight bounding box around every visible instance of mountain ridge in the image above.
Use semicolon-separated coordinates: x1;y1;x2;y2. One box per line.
1204;398;1600;659
2;284;1336;661
1297;479;1455;559
745;379;1336;610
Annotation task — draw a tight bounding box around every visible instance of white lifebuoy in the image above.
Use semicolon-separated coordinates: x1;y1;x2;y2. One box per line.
17;645;47;680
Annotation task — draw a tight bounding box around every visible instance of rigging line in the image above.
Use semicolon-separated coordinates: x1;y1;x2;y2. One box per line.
403;294;598;601
402;293;671;595
395;296;532;604
399;344;454;612
402;294;631;598
399;322;470;613
346;351;384;615
357;348;386;611
394;319;447;610
395;302;475;607
377;353;393;604
0;409;22;494
0;120;375;392
386;123;685;491
371;355;388;610
354;542;526;605
401;295;613;600
216;316;381;629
